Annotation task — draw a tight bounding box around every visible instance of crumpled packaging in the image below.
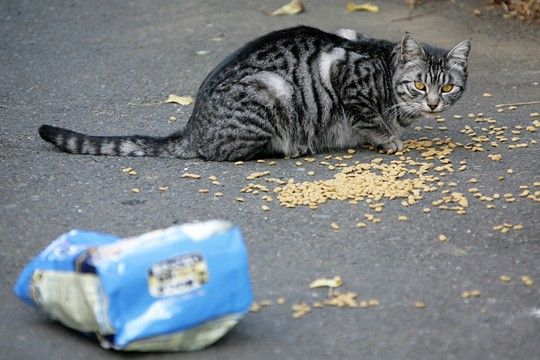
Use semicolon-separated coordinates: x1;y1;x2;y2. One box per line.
14;220;252;351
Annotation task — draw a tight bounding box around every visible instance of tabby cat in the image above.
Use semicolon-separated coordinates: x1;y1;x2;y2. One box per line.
39;26;471;161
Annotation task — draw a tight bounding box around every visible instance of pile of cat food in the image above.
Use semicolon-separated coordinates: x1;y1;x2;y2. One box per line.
270;111;539;214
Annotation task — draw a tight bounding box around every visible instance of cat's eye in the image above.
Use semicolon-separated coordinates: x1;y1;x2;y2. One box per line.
414;81;426;91
441;84;454;93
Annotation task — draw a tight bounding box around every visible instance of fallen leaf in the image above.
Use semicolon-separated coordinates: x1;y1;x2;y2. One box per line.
346;2;380;13
165;94;194;106
270;0;304;16
309;276;343;289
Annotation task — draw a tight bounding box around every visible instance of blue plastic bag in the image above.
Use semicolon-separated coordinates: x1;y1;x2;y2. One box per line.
14;221;253;351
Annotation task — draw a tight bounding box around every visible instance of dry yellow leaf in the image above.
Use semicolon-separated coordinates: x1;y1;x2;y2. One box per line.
270;0;304;16
165;94;194;106
346;2;380;13
309;276;343;289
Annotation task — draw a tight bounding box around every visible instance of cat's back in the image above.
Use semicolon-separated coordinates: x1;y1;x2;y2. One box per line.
197;26;348;95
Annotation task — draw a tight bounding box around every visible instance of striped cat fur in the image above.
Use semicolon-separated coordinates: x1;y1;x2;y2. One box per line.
39;26;471;161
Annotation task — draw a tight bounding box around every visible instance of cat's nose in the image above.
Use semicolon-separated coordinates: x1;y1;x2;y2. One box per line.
428;103;438;110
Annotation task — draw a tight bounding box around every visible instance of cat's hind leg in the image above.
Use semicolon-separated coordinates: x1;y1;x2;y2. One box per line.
194;73;297;161
196;125;273;161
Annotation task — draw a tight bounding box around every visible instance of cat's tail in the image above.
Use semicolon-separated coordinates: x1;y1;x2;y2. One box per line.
38;124;196;158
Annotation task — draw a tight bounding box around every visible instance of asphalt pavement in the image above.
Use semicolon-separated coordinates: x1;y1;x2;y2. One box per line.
1;1;539;359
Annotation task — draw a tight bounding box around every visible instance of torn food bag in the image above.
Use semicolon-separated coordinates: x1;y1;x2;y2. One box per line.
14;221;252;351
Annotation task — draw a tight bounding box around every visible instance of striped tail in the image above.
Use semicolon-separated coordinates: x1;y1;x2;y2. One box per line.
38;124;195;158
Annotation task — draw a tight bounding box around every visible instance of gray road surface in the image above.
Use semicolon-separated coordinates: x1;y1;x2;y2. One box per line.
1;1;539;359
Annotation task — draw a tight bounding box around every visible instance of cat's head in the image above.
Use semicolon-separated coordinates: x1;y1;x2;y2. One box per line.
393;34;471;116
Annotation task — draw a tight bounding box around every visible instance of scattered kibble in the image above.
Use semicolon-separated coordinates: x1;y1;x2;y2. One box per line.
499;275;511;282
249;303;261;313
521;276;534;287
462;289;481;298
247;171;270;180
309;276;343;289
292;302;311;318
414;301;427;309
493;223;523;233
180;173;201;179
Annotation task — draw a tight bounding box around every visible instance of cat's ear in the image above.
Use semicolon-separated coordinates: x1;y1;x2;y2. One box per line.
446;39;471;66
400;33;425;62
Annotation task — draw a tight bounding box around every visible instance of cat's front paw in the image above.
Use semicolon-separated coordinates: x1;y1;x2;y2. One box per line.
378;136;403;154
